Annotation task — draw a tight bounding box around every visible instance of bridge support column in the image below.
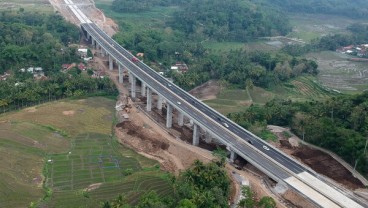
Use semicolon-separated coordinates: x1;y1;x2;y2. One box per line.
204;131;213;143
128;72;133;83
118;64;123;84
101;48;105;57
109;55;113;71
230;150;237;163
92;39;96;49
166;104;173;128
146;88;152;112
131;75;136;98
178;112;184;126
193;124;200;146
157;95;163;110
141;82;146;97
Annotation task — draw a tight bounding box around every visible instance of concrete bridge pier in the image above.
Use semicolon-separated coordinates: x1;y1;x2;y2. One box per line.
166;104;173;128
92;39;96;49
146;88;152;112
204;131;213;143
131;75;136;98
101;47;105;57
193;124;200;146
128;72;132;83
109;55;113;71
141;82;146;97
157;95;163;110
229;148;237;163
178;112;184;126
118;64;123;84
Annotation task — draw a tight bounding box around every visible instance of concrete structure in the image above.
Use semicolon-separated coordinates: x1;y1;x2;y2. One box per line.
157;95;163;110
178;112;184;126
166;104;173;128
141;82;146;96
146;88;152;112
193;124;200;146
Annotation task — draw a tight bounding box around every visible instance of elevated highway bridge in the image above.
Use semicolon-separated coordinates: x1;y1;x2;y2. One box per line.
63;0;367;207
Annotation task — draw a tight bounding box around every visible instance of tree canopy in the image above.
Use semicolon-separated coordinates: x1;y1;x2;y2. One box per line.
0;11;80;74
228;92;368;176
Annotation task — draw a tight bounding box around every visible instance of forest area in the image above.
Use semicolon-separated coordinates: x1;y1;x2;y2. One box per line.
0;10;118;112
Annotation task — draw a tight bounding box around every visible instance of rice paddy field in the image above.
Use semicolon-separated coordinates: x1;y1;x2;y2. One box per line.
0;97;171;208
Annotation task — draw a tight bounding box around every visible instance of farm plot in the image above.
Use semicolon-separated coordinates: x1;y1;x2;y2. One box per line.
0;121;70;208
288;76;333;99
44;133;171;207
307;51;368;93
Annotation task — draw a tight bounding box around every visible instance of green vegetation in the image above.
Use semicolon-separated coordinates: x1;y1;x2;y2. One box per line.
0;0;53;13
0;11;80;74
238;186;276;208
262;0;368;19
0;11;118;114
0;97;171;207
228;92;368;177
171;0;291;42
104;159;231;208
44;133;171;208
0;73;118;114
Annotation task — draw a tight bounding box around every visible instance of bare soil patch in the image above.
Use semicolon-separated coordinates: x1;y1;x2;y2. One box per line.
189;80;220;100
62;110;75;116
292;147;364;189
269;126;365;190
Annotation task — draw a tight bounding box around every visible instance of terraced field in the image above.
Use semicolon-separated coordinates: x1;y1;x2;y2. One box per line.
44;133;172;208
288;76;333;99
0;97;170;207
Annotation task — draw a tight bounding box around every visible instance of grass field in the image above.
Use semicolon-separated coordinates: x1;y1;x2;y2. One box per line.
287;13;359;43
0;97;169;207
0;0;53;13
204;76;335;114
204;89;252;114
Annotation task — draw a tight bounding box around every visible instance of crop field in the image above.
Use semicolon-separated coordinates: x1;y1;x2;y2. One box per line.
287;13;360;43
44;133;171;208
0;0;53;13
0;121;70;208
306;51;368;94
0;97;168;207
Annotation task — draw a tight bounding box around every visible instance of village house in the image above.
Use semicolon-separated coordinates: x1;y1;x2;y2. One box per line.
78;48;88;58
19;67;46;79
337;44;368;57
91;70;106;79
0;72;10;81
170;62;189;73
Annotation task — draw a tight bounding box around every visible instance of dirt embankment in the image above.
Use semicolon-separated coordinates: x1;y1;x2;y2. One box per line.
269;126;365;190
189;80;220;100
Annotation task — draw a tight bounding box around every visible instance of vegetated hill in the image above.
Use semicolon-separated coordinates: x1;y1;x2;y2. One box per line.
260;0;368;19
171;0;291;42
